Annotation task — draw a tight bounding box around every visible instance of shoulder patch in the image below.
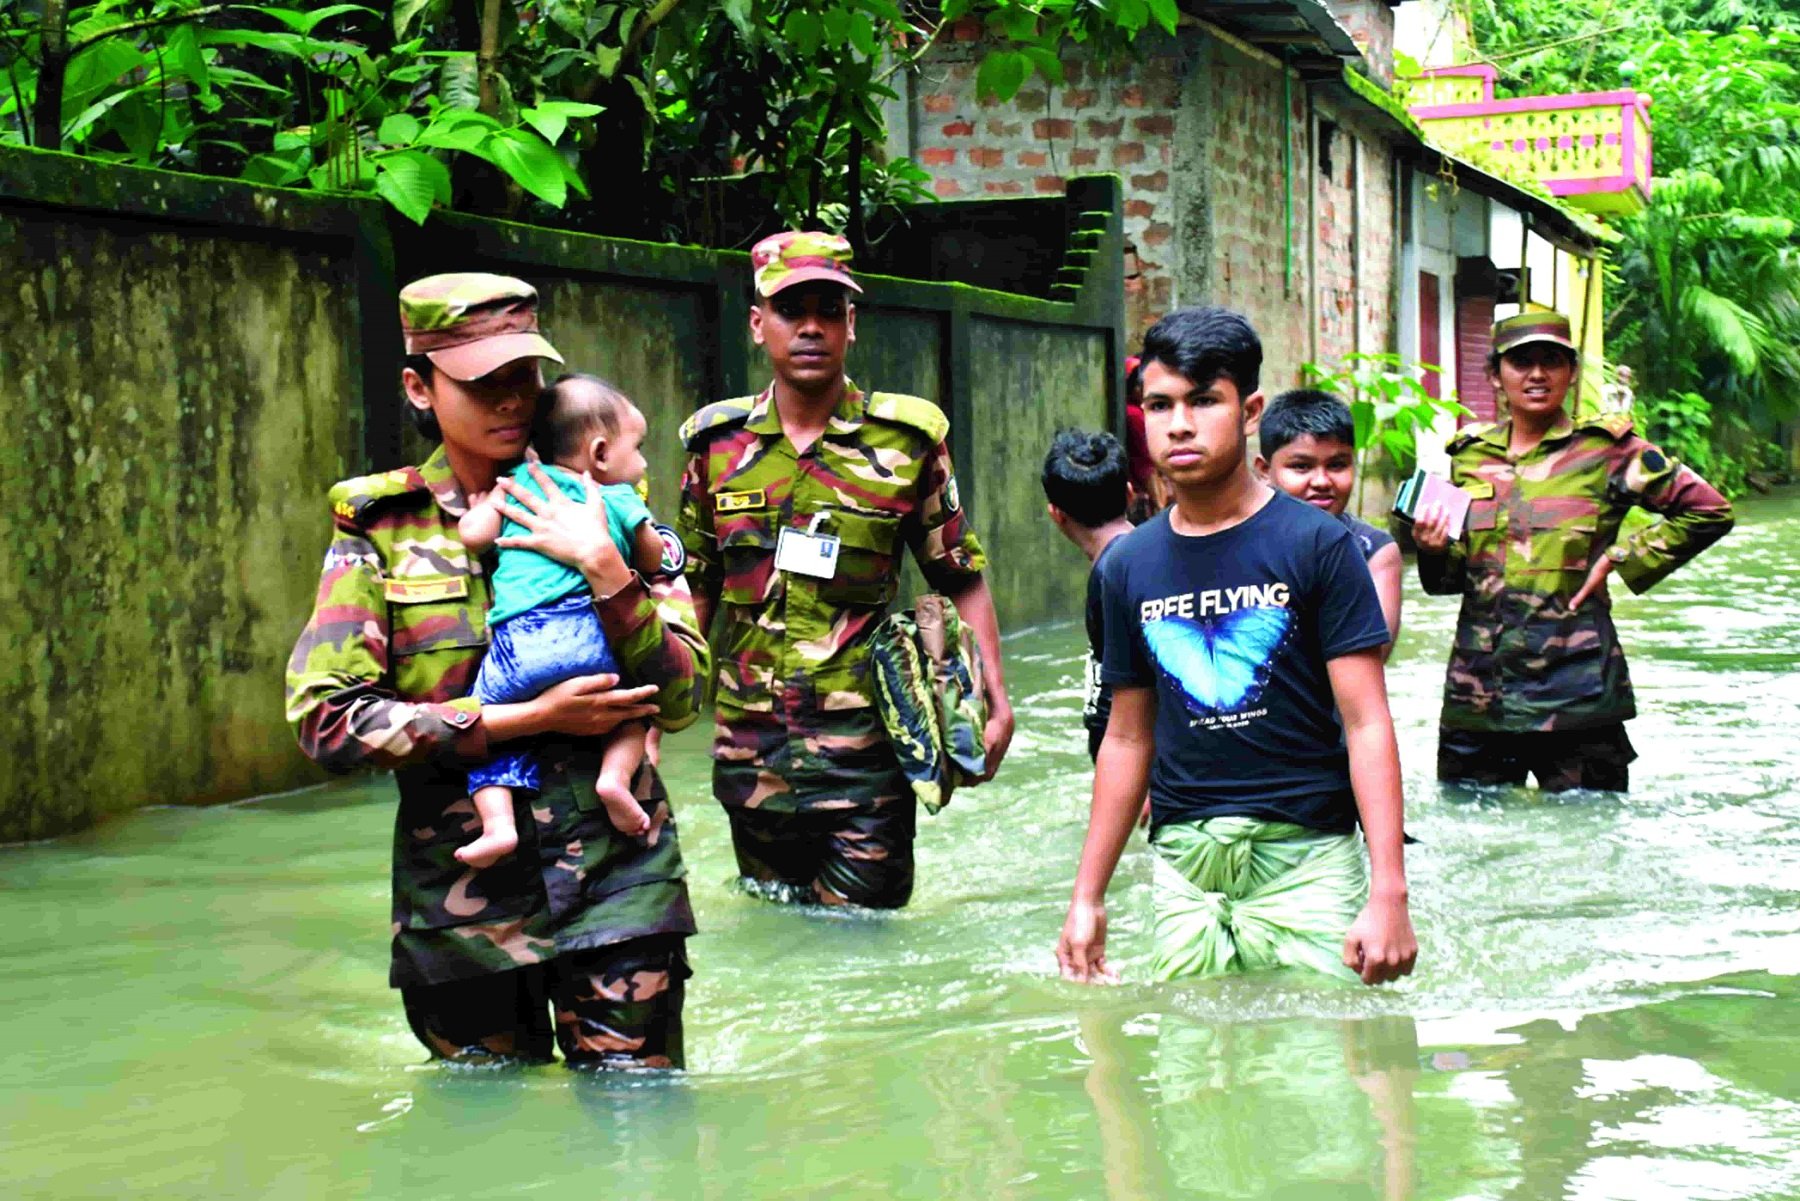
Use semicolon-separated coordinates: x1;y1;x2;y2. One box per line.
650;523;688;578
1580;411;1635;440
865;392;950;445
1445;422;1497;455
328;467;427;527
680;397;756;450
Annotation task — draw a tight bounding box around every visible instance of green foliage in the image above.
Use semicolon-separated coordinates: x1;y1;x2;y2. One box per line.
0;0;1162;239
1300;353;1469;507
1467;0;1800;490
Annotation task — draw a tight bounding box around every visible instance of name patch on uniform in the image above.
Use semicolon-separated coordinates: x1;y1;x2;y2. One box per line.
1461;480;1495;500
384;576;469;604
716;489;767;514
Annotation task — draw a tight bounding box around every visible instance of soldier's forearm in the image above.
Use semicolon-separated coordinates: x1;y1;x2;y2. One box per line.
292;688;484;772
946;574;1009;709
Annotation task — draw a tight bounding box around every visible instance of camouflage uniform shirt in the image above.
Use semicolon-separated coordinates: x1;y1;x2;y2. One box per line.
285;446;709;988
676;383;986;812
1418;412;1733;733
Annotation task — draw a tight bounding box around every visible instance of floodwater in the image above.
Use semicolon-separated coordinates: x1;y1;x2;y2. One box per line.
4;496;1798;1200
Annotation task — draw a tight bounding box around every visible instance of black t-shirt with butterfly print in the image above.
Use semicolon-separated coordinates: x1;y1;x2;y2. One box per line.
1097;491;1389;835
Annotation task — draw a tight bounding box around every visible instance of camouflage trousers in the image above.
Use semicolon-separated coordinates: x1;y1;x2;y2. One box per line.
713;707;917;907
1437;723;1636;793
400;936;689;1069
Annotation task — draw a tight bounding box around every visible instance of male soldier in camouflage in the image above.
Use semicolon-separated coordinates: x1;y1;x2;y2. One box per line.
1412;310;1733;791
676;231;1015;908
286;273;708;1067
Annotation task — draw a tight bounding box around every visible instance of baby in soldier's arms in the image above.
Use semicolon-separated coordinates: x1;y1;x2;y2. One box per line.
455;374;666;867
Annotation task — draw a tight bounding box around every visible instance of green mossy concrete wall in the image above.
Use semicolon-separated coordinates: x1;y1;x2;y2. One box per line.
0;148;1124;839
969;319;1110;627
0;210;363;839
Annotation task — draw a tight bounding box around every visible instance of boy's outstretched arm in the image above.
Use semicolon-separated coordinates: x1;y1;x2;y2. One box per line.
1057;687;1156;984
1326;648;1418;986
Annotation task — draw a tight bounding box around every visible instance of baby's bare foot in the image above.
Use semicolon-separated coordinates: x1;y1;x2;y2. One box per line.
595;776;651;836
455;828;518;869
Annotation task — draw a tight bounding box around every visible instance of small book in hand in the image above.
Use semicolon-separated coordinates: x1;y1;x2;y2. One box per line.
1392;469;1474;540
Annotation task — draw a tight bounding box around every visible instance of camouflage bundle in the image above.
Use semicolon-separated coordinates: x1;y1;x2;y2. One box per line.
869;593;987;814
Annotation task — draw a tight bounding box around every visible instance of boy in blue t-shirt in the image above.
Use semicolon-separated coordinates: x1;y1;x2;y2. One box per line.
1255;388;1402;656
1055;307;1417;986
455;374;667;868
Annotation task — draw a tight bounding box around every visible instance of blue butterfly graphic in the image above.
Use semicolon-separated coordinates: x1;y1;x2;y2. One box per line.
1141;606;1294;718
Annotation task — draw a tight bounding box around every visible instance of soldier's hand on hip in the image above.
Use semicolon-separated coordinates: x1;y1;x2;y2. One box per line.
536;673;661;737
1570;555;1614;612
1413;501;1454;554
494;463;630;594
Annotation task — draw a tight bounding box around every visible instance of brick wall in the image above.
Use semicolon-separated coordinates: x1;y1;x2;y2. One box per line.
901;29;1401;384
1327;1;1398;85
908;36;1186;338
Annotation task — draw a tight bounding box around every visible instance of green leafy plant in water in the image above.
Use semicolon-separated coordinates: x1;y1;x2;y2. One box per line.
1300;353;1470;510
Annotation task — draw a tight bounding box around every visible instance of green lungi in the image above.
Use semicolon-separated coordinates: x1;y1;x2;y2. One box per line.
1150;816;1367;982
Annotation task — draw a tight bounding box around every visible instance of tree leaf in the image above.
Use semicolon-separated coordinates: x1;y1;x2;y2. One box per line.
415;120;493;152
62;41;144;117
488;130;569;206
164;24;210;100
379;113;424;145
439;53;481;110
975;50;1030;101
375;150;451;224
520;106;568;145
1146;0;1180;35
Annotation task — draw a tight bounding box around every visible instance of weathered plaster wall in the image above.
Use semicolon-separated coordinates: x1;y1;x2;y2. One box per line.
0;214;361;840
967;319;1108;627
534;278;712;519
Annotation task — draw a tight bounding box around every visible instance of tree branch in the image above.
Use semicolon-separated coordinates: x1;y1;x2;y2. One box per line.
620;0;686;69
69;4;235;56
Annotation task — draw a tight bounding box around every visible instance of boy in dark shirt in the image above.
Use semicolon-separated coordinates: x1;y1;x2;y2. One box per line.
1256;389;1402;656
1041;429;1137;761
1055;307;1417;986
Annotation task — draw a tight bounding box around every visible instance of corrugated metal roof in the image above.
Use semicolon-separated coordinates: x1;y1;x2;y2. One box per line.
1183;0;1362;60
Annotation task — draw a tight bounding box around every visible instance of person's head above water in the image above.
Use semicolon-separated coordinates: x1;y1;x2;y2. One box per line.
1257;389;1358;517
534;374;648;487
397;273;564;454
1042;428;1129;532
1136;307;1265;490
748;231;860;396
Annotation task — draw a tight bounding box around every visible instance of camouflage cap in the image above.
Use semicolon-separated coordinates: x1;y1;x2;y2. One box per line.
1493;309;1578;357
399;273;565;381
750;231;863;298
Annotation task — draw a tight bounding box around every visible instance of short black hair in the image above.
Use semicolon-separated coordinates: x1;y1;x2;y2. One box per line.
1042;428;1128;528
1260;389;1356;458
402;354;440;442
533;373;634;465
1139;306;1262;399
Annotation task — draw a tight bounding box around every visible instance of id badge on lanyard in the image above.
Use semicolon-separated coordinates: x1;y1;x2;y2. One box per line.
774;513;841;579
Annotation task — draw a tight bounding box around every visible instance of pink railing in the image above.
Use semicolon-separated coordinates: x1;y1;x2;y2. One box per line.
1405;65;1652;217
